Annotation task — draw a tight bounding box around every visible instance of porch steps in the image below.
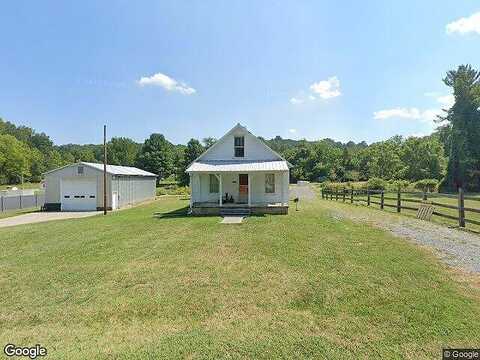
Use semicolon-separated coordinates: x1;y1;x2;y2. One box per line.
220;207;251;216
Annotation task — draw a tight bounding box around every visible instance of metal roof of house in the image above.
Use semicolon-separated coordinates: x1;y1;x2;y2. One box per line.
82;162;157;176
186;160;289;172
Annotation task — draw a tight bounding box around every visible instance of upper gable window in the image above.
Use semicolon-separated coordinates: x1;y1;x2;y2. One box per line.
77;166;84;175
234;136;245;157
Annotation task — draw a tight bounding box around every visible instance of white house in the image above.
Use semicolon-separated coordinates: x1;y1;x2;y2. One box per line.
186;124;290;215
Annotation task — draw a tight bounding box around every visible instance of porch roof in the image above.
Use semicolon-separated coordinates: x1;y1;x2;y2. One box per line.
186;160;289;173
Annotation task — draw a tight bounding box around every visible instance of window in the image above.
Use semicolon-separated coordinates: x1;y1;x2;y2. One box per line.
234;136;244;157
78;166;84;175
265;173;275;193
209;174;219;193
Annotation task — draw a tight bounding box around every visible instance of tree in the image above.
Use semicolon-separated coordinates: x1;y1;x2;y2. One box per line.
202;137;217;149
107;137;140;166
440;65;480;191
177;139;204;186
400;136;446;181
0;134;33;184
136;133;174;180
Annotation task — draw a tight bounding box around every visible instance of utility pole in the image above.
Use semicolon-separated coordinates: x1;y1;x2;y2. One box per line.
103;125;107;215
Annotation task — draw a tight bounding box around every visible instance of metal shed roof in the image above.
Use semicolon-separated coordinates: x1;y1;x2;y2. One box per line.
186;160;289;172
43;162;157;177
82;162;157;176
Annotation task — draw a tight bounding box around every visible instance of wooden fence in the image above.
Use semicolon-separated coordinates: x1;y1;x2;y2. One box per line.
321;187;480;229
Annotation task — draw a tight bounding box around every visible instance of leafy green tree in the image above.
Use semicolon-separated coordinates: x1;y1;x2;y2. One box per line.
202;137;217;149
400;137;446;181
136;133;174;180
440;65;480;191
107;137;140;166
0;134;33;184
177;139;204;186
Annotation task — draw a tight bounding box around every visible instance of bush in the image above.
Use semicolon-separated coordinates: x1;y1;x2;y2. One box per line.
366;177;387;190
156;184;190;196
390;180;410;191
413;179;439;192
321;181;346;192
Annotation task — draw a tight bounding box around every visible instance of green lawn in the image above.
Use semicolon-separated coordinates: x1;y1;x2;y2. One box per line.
0;197;479;359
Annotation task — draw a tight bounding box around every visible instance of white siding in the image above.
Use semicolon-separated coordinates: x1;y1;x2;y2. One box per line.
45;164;156;210
190;171;289;205
201;128;281;161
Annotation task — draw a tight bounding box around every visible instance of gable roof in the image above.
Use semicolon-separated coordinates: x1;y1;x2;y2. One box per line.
44;162;157;177
192;123;289;164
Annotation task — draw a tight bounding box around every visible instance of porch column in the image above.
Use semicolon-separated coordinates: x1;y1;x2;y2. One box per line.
218;174;223;207
189;173;193;209
248;173;251;207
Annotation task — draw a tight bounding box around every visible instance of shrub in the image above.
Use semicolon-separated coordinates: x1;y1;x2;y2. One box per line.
413;179;439;192
391;180;410;191
366;177;387;190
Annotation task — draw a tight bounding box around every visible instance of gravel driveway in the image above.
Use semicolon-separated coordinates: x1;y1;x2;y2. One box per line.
290;183;316;200
0;211;100;228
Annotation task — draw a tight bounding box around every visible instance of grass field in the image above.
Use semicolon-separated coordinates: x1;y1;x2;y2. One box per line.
0;197;479;359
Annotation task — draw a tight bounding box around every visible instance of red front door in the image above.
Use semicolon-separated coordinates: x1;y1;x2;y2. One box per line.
238;174;248;203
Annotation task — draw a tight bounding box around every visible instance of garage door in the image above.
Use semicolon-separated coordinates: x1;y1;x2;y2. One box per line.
61;178;97;211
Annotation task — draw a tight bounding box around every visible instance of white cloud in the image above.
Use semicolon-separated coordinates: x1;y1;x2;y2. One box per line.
309;76;341;99
137;72;196;95
290;97;304;105
290;76;341;105
288;128;297;134
446;12;480;35
373;107;442;124
437;94;455;108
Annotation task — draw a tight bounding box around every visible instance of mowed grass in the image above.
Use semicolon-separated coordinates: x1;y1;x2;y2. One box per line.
0;197;479;359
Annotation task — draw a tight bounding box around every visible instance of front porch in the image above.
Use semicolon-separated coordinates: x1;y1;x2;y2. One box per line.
191;201;289;215
188;171;290;215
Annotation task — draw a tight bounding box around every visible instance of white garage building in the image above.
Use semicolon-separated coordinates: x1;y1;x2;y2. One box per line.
44;162;157;211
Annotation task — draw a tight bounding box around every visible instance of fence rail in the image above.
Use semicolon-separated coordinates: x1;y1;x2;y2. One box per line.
0;192;45;213
321;187;477;229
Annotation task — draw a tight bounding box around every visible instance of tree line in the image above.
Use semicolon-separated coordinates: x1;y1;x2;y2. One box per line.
1;64;478;191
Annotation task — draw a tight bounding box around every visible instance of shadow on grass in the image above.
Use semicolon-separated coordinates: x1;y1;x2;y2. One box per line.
153;206;191;219
153;206;268;219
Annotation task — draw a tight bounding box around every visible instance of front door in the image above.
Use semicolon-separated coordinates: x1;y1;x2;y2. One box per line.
238;174;248;203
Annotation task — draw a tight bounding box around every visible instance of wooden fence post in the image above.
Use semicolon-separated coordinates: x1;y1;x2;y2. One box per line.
1;196;3;212
19;194;22;209
397;188;401;213
343;189;346;202
367;190;371;206
380;191;384;210
35;192;38;207
458;187;465;228
335;190;338;201
321;189;324;199
330;191;333;200
350;189;354;204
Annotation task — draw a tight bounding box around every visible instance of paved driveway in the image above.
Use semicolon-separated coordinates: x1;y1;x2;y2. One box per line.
0;211;100;228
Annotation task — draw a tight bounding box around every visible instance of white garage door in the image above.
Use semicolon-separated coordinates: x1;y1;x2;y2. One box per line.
61;178;97;211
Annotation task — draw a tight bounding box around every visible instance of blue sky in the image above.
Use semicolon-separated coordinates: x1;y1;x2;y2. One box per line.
1;1;479;145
